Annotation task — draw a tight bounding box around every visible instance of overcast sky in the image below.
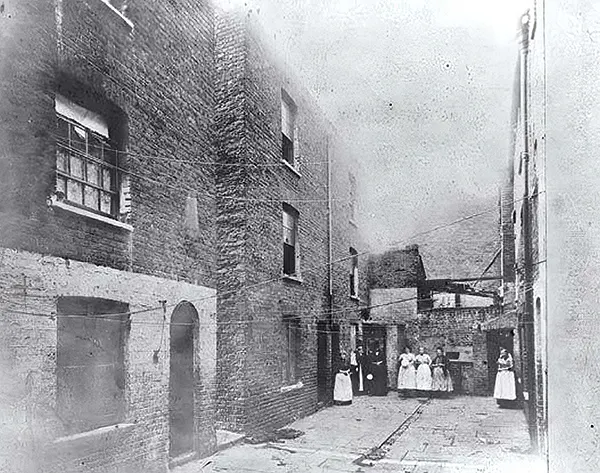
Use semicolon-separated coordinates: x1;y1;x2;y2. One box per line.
223;0;528;276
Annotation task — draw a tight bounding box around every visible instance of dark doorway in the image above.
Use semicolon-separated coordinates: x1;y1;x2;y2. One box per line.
331;322;340;379
363;324;386;357
486;328;515;395
317;321;329;403
169;302;197;459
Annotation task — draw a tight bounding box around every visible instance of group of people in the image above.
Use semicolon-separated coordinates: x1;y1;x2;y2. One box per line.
332;343;387;405
333;342;519;408
396;346;454;397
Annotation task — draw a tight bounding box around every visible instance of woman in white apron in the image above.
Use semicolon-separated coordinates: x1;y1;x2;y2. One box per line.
333;351;353;405
415;347;433;394
494;348;517;407
397;346;417;397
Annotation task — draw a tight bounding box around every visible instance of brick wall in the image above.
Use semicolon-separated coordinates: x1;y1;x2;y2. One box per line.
0;0;216;286
0;248;216;473
214;8;366;433
367;246;426;289
0;1;219;471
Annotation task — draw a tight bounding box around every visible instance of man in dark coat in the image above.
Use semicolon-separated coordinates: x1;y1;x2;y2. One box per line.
368;343;388;396
350;345;367;396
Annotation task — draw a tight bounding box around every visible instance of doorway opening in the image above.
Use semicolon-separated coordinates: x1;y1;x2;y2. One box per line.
485;328;515;395
169;302;198;460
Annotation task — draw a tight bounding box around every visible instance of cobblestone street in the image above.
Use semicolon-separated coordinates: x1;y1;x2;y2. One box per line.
174;395;544;473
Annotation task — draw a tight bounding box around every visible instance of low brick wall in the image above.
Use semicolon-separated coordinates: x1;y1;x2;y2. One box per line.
405;306;509;396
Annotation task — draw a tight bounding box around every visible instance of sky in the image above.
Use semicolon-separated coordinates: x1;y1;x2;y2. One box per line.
221;0;529;277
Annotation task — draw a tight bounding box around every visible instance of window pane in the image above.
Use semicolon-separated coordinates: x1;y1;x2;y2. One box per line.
70;156;84;179
102;168;113;191
284;243;296;275
72;125;87;153
84;186;99;210
56;149;68;172
104;145;117;166
56;116;69;143
56;176;67;196
281;100;294;139
282;134;294;165
87;162;100;186
88;133;104;161
100;191;113;214
67;179;83;204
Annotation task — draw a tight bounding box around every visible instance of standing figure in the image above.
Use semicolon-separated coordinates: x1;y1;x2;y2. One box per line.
493;347;517;407
415;347;433;394
397;346;417;397
431;347;454;396
333;350;353;406
350;345;367;396
368;343;388;396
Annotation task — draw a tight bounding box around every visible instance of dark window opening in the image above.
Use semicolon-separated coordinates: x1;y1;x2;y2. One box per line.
282;134;294;165
56;297;129;434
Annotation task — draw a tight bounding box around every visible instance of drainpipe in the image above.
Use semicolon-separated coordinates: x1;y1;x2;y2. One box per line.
326;136;335;397
326;136;333;306
519;10;538;451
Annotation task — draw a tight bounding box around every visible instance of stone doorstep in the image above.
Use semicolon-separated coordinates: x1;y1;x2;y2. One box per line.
216;429;246;451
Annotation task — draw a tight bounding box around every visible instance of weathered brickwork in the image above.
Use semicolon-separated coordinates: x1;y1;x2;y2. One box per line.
506;1;547;453
367;246;426;290
0;1;218;471
214;9;367;433
0;249;216;473
0;0;216;284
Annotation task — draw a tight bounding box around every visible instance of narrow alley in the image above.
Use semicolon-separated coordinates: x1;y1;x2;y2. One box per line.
174;394;543;473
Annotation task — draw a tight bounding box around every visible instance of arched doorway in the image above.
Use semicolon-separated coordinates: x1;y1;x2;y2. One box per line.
169;302;198;459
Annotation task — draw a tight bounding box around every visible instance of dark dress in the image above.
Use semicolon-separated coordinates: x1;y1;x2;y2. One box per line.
368;349;388;396
350;351;367;396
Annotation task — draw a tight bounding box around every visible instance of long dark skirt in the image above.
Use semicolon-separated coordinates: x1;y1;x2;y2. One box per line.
369;364;388;396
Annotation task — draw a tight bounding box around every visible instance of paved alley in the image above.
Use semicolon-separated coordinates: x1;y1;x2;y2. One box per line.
174;395;545;473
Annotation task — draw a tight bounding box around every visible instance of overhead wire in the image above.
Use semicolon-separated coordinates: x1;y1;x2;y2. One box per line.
0;193;542;326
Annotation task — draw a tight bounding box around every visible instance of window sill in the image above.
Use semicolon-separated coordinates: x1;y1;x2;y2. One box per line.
98;0;134;30
280;381;303;393
281;159;302;178
52;200;133;232
54;422;135;445
350;295;361;302
349;219;358;228
282;274;303;284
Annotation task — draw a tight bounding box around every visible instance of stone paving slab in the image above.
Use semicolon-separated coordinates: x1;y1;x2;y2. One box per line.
281;394;422;455
173;395;543;473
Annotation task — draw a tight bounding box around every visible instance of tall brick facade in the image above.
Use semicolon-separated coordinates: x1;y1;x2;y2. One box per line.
504;1;548;455
0;1;218;472
214;8;368;434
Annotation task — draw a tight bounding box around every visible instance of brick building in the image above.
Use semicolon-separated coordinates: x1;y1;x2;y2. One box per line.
503;1;548;455
0;1;217;472
214;7;368;434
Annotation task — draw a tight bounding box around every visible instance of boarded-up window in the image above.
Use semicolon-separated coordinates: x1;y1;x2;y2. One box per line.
57;297;129;434
284;315;301;382
283;204;299;276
